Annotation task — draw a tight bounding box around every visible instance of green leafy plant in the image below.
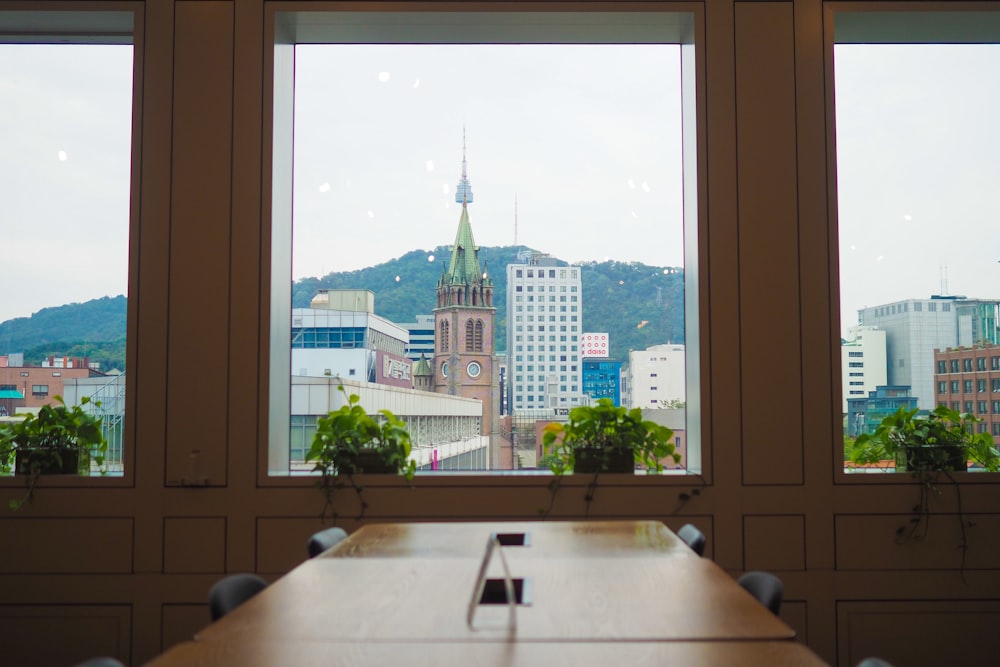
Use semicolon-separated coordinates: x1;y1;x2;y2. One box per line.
848;405;1000;580
848;405;999;473
0;396;107;510
305;387;416;519
542;398;679;475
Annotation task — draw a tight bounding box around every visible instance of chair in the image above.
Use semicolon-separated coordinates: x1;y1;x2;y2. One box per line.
676;523;706;556
307;526;349;558
856;659;895;667
737;570;784;616
72;659;126;667
208;573;268;621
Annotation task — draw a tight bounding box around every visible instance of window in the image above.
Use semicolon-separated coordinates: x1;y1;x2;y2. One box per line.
993;356;1000;371
2;14;137;478
964;380;973;393
963;359;973;373
951;381;960;393
848;351;863;358
977;401;987;414
993;379;1000;393
269;8;701;474
951;360;961;373
937;382;947;394
978;379;987;393
977;357;987;371
936;361;947;374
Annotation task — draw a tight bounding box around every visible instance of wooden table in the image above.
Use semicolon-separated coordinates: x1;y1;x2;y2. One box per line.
148;521;823;665
324;519;696;559
147;639;831;667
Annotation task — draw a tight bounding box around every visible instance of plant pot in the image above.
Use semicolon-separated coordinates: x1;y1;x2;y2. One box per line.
902;445;968;472
343;449;395;475
15;449;80;475
574;447;635;474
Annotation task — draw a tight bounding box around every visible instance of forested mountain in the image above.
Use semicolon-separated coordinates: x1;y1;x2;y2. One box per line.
0;296;127;370
295;245;685;360
0;247;684;369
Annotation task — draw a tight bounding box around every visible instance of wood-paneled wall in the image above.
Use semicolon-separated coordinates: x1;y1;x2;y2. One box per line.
2;2;999;666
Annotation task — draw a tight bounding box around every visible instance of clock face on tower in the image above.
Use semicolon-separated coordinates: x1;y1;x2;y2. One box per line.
467;361;481;378
441;361;449;378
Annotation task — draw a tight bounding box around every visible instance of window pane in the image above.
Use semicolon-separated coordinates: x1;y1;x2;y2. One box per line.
836;41;1000;470
271;14;699;475
0;44;133;475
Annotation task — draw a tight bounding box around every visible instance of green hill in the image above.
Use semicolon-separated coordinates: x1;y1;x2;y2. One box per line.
0;248;684;368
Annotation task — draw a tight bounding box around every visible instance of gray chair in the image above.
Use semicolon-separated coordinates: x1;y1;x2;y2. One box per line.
737;570;784;616
208;573;268;621
676;523;706;556
307;526;349;558
73;659;126;667
856;659;895;667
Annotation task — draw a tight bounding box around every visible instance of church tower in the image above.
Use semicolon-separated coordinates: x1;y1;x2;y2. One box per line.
433;133;501;467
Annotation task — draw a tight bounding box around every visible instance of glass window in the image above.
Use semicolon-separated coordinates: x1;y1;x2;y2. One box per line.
269;9;701;474
2;24;136;477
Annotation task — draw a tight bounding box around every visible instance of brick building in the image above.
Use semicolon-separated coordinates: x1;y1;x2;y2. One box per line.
933;344;1000;443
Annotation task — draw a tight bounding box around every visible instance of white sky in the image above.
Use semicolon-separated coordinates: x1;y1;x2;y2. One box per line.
834;45;1000;337
3;42;1000;336
291;44;684;281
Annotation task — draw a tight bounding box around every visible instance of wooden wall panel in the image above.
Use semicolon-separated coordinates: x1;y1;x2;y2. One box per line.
0;604;131;667
162;603;209;652
835;513;1000;571
782;600;807;645
164;517;227;573
257;517;351;574
735;2;803;485
744;514;806;571
0;518;132;573
838;600;1000;667
165;0;235;486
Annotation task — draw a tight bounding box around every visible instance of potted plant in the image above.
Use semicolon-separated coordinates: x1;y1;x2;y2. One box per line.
0;395;108;510
848;405;999;473
542;398;680;475
305;387;416;519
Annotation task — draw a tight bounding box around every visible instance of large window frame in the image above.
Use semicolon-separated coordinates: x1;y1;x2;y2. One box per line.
0;4;142;488
827;2;1000;481
261;2;707;485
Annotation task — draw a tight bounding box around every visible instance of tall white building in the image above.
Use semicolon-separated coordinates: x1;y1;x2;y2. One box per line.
840;325;887;412
857;296;1000;409
627;343;686;409
505;253;585;412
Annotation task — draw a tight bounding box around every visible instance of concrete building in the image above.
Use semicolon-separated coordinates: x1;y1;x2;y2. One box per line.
627;344;686;409
0;365;98;411
857;296;1000;409
505;252;585;412
400;314;435;361
845;385;918;438
841;325;888;413
290;289;412;388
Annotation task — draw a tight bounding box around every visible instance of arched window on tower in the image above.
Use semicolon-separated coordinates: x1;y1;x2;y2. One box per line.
474;319;484;352
440;320;449;352
465;318;475;352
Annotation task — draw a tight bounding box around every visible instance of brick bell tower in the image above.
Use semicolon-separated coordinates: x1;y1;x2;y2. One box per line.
433;131;501;467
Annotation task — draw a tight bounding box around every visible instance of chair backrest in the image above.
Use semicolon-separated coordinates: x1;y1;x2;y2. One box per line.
737;570;784;616
73;659;126;667
856;659;896;667
208;573;268;621
307;526;349;558
676;523;706;557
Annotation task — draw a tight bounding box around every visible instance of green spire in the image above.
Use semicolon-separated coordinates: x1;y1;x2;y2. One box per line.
445;203;484;285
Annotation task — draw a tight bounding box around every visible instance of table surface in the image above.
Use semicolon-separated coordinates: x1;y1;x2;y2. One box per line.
196;558;794;642
324;519;696;559
146;639;830;667
171;520;812;664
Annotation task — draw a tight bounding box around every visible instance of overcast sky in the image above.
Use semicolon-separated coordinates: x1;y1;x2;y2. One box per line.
3;42;999;337
291;44;684;282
